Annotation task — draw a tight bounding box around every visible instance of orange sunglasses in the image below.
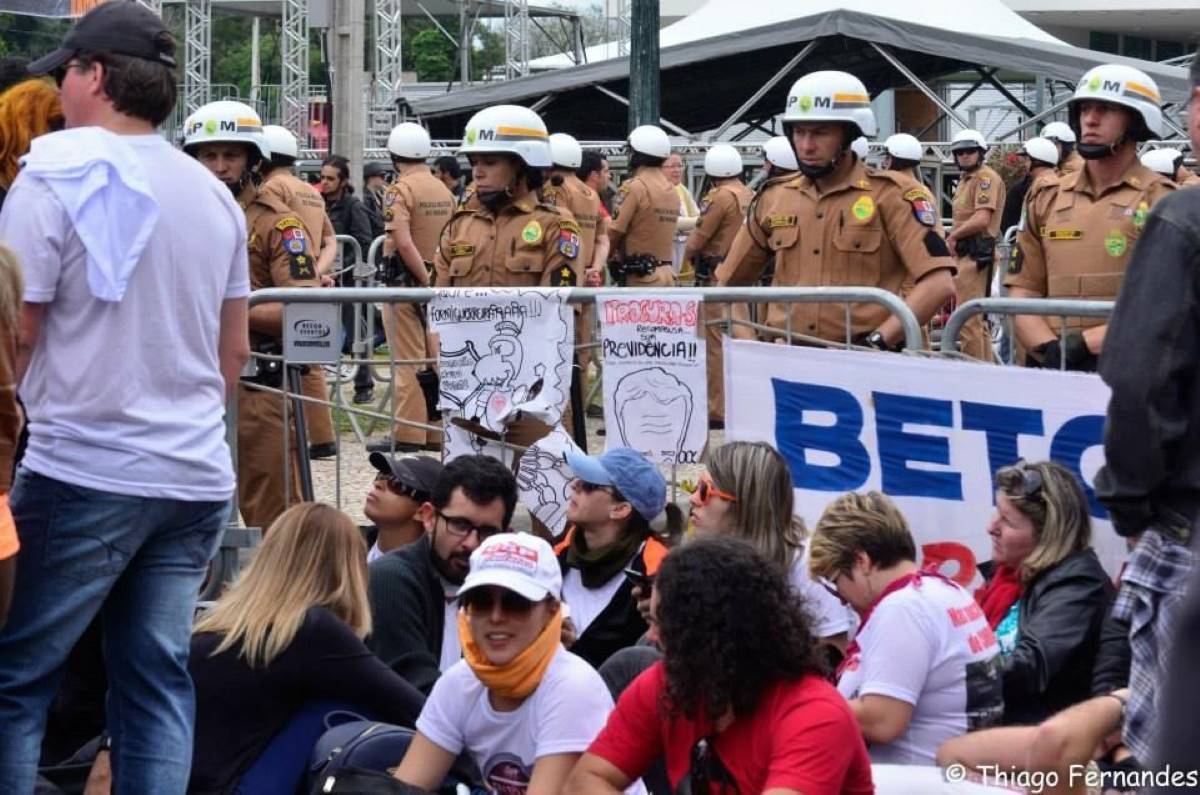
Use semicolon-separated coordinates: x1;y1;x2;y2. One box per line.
695;472;738;506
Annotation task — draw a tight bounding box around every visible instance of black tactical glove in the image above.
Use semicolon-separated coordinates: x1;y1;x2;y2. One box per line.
1025;332;1098;372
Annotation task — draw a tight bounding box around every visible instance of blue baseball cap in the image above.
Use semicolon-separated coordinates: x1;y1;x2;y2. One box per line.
566;447;667;522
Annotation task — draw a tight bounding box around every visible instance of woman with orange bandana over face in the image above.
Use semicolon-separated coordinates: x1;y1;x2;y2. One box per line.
393;533;643;795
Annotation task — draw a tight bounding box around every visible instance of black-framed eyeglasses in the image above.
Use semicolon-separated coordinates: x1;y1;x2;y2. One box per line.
816;572;847;605
677;736;739;795
52;58;85;87
435;509;503;541
995;459;1045;501
461;587;536;615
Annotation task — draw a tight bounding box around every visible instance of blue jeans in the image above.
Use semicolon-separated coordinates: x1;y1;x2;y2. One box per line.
0;468;228;795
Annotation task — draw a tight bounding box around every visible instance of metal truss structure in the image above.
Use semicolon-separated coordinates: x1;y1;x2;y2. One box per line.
504;0;530;79
372;0;404;141
183;0;212;117
279;0;310;143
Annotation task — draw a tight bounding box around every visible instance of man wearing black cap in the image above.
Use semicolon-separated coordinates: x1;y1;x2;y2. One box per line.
0;3;251;793
365;452;442;562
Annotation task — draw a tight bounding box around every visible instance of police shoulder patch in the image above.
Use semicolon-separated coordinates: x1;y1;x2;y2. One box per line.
979;177;992;191
902;190;936;228
560;218;583;235
555;264;577;286
558;225;581;259
277;216;314;281
521;220;543;245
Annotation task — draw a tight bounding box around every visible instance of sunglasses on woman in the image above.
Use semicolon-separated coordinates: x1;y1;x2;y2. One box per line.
995;459;1045;501
693;473;738;506
461;588;537;615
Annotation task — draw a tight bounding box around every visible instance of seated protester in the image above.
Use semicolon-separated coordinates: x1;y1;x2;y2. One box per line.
690;441;853;653
393;532;629;795
937;687;1133;793
809;492;1004;765
557;448;677;669
566;537;874;795
189;503;424;794
368;454;517;693
365;452;443;563
976;460;1111;725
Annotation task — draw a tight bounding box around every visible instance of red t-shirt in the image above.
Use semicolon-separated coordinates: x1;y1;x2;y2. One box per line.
588;662;874;795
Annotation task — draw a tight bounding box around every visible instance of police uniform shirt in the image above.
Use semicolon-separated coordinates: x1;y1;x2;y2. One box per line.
259;172;335;261
610;168;678;263
1006;159;1174;333
238;184;320;343
689;181;754;258
1058;150;1085;176
716;159;953;341
434;190;580;288
952;165;1006;238
543;173;602;280
383;169;456;261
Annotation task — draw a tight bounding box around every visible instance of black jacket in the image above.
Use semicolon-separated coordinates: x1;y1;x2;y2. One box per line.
1000;174;1031;233
324;187;375;267
366;534;446;695
557;533;665;669
1096;188;1200;537
999;548;1112;725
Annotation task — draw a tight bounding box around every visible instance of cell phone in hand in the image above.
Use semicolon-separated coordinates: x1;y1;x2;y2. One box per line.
623;567;651;590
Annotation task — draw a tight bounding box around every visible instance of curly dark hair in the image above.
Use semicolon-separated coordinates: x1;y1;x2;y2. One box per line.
655;537;826;721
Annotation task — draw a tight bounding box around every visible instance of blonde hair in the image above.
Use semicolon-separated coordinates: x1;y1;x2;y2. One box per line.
996;460;1091;584
706;441;804;571
809;491;916;580
0;78;62;189
0;244;22;332
194;502;370;668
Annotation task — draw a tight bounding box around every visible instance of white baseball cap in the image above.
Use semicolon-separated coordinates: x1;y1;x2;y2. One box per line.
459;533;562;602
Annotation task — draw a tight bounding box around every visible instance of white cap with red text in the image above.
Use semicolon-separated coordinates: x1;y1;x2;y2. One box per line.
459;533;562;602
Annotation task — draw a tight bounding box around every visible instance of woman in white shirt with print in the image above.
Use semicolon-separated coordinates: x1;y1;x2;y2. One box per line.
393;532;633;795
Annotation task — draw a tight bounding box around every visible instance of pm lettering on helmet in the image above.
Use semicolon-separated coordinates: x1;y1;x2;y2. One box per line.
813;95;833;109
477;129;496;141
1103;79;1122;93
219;120;238;133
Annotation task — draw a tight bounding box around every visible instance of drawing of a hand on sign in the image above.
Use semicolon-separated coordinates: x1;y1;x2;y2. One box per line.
613;367;695;462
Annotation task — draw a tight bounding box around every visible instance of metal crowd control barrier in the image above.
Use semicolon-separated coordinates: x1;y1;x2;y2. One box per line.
208;285;921;591
940;297;1114;370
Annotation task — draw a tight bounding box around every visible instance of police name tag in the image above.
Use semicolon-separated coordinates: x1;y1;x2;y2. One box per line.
284;303;342;364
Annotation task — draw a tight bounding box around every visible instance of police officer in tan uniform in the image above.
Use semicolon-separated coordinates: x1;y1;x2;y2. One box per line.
260;124;340;457
1141;148;1200;187
184;101;319;530
1007;64;1175;371
946;129;1006;362
369;122;455;453
1043;122;1084;175
608;125;679;288
718;70;956;350
434;105;579;465
881;133;925;183
545;133;609;379
684;144;753;425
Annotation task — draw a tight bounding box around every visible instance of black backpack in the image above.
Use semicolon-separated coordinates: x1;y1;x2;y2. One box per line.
309;721;481;795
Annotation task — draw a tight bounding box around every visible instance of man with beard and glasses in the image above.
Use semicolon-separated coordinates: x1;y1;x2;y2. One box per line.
367;454;518;693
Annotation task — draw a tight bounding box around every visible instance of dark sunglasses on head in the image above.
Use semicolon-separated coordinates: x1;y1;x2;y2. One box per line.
461;587;536;615
995;459;1045;501
436;509;503;540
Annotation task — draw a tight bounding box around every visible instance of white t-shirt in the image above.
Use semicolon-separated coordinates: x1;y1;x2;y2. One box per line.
789;550;855;639
562;567;627;635
418;645;642;795
0;134;248;501
837;576;1003;765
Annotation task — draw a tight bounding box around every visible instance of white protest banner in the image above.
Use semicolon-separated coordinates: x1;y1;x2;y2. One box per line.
724;339;1124;582
599;292;707;465
430;289;573;449
516;425;584;540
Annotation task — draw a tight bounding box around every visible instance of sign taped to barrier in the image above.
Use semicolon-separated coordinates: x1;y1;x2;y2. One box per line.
283;303;341;364
430;289;574;437
724;339;1125;581
599;292;707;465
